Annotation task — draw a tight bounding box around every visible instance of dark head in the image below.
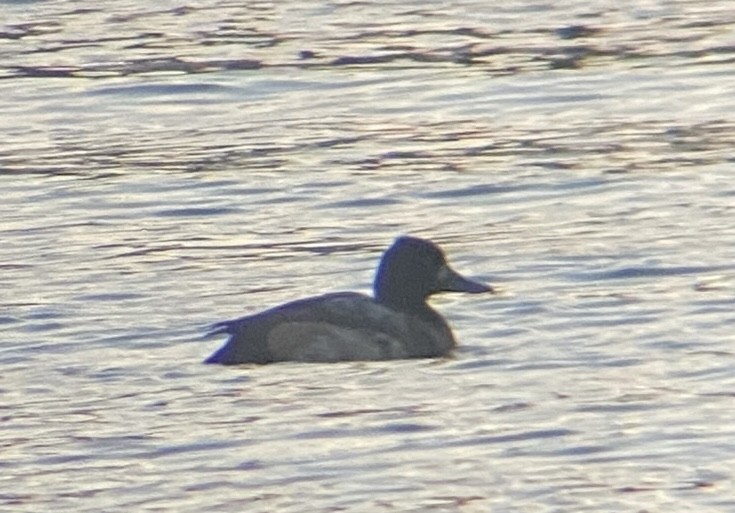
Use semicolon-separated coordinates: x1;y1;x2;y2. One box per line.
374;236;492;312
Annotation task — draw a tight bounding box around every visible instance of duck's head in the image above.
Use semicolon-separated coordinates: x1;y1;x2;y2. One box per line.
374;236;493;311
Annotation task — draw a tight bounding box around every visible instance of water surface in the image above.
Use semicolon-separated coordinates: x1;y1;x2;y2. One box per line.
2;1;735;511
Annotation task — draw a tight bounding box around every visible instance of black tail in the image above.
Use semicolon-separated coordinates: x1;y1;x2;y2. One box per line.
205;320;233;338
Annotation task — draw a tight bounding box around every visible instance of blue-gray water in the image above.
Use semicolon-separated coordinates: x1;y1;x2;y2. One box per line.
2;1;735;511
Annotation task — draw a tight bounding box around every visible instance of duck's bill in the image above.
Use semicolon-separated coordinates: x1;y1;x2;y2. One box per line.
437;265;494;294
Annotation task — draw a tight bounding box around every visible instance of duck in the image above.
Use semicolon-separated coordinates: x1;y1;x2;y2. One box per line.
205;235;493;364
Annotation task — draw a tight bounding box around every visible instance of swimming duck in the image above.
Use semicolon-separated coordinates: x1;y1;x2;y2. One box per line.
205;236;492;364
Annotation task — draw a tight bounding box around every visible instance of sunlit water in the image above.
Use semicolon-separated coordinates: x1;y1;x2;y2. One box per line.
2;1;735;511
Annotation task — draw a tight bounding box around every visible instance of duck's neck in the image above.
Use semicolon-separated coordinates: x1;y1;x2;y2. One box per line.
374;256;433;315
376;290;420;310
374;281;432;316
